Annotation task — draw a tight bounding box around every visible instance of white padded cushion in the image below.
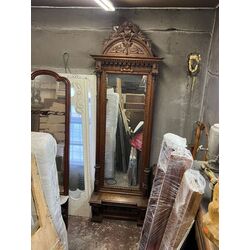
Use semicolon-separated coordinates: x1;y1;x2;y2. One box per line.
31;132;68;250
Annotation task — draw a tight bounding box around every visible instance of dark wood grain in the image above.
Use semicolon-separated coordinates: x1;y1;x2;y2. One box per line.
90;21;162;223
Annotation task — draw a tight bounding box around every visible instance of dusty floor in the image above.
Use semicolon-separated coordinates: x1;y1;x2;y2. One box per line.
68;215;141;250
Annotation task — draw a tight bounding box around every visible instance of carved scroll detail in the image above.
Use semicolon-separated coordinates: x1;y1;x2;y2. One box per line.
120;65;133;72
130;44;144;54
72;82;85;114
109;43;125;54
103;21;153;57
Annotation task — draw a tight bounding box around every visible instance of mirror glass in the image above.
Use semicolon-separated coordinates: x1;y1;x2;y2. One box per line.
31;190;39;234
104;73;147;188
31;75;66;193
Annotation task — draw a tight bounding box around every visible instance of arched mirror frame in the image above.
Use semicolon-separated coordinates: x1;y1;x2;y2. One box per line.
31;70;70;227
90;22;162;224
31;70;70;198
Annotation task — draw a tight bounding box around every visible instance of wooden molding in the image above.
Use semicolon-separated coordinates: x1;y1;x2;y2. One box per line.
103;21;153;57
90;21;163;223
31;69;70;227
31;69;70;197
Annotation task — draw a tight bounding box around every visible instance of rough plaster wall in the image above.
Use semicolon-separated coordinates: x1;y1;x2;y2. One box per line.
202;8;219;126
31;8;216;165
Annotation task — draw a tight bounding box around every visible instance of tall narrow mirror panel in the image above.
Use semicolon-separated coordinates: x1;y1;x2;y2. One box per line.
31;70;70;227
104;74;147;188
90;21;162;224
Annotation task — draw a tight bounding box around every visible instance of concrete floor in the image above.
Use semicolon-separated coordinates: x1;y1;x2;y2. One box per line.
68;215;141;250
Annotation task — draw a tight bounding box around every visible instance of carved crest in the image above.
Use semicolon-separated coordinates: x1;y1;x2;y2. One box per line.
103;21;153;57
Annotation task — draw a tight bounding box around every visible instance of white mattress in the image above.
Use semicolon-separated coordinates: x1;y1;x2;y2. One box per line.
31;132;68;250
105;89;119;179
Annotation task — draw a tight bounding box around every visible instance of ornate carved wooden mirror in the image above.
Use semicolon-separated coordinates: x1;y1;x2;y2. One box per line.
31;70;70;225
90;21;162;225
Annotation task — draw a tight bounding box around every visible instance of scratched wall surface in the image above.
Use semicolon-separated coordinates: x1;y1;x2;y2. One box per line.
31;8;218;164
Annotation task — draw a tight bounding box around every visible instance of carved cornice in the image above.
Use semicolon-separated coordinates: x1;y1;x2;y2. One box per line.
94;55;161;65
101;59;155;67
93;55;161;74
103;21;153;57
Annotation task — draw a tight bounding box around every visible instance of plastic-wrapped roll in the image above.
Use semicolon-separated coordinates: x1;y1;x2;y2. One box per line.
139;133;193;250
159;169;206;250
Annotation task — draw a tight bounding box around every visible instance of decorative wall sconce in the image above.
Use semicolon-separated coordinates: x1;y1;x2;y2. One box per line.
187;53;201;91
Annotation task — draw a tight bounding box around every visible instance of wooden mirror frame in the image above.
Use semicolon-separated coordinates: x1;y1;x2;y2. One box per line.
90;22;162;225
31;70;70;226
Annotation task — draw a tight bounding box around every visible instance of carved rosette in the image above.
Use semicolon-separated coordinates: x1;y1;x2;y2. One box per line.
103;21;153;57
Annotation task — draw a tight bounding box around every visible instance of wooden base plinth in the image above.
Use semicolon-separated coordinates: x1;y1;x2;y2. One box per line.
89;192;148;226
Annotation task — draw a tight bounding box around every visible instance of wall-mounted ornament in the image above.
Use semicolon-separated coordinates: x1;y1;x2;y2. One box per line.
187;53;201;91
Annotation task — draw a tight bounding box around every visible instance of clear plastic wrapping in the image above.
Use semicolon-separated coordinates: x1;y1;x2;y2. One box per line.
139;133;193;250
159;169;206;250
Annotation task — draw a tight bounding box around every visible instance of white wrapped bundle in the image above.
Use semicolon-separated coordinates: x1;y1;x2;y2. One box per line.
31;132;68;249
139;133;193;250
105;89;119;179
159;169;206;250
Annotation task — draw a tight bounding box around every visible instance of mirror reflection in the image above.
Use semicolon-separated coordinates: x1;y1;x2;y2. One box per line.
104;74;147;188
31;75;66;193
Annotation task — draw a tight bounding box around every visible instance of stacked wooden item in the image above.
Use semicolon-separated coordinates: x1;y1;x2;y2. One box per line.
39;101;65;143
123;92;145;186
139;133;205;250
124;93;145;131
159;169;206;249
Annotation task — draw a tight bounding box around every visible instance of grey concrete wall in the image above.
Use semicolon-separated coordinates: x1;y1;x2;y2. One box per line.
31;8;217;165
202;8;219;126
